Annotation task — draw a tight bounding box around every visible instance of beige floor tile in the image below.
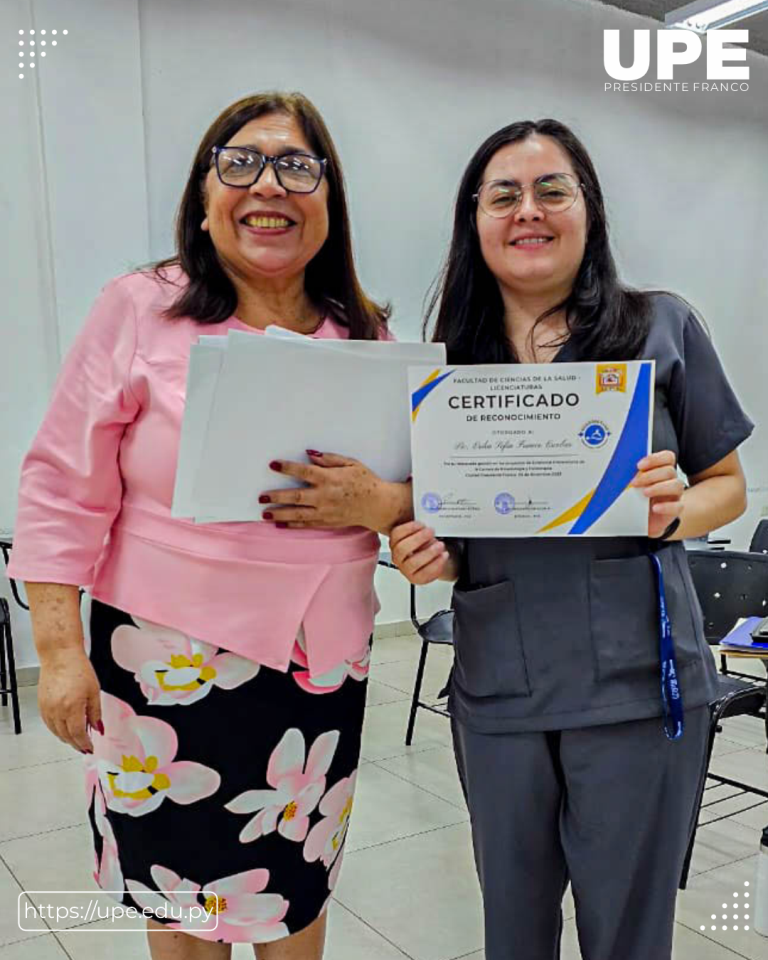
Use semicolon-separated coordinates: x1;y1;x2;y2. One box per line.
672;922;756;959
710;748;768;792
689;817;762;877
720;658;768;681
711;738;758;760
675;856;767;960
563;885;575;922
732;799;768;831
371;647;454;700
377;746;466;810
360;698;452;763
324;900;414;960
0;688;39;736
371;634;421;666
0;824;108;932
714;716;767;751
0;724;76;774
346;762;467;854
454;917;749;960
0;859;48;948
366;680;410;707
55;911;151;960
0;679;62;767
560;919;581;960
58;900;413;960
336;822;482;960
0;758;86;843
0;935;69;959
698;780;768;832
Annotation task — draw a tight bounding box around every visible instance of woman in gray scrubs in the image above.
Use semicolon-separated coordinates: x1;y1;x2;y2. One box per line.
389;120;752;960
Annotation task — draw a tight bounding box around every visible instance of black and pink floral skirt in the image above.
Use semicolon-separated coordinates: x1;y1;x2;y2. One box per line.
83;597;370;944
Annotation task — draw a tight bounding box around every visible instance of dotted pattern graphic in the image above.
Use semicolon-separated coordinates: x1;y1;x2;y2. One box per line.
17;28;67;79
699;882;751;933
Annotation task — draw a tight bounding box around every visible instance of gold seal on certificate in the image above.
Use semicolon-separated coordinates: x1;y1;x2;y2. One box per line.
408;361;655;538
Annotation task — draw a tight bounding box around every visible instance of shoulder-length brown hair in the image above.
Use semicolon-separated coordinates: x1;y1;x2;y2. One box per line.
148;91;389;340
427;119;651;363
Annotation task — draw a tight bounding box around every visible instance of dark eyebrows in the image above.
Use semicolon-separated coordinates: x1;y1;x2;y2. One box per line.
488;171;572;186
231;143;311;156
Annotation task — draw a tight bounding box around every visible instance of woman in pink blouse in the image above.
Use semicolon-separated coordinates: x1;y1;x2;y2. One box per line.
8;92;412;960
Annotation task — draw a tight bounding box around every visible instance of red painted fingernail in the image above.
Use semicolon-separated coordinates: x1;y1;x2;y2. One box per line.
276;522;288;529
96;721;105;736
306;450;323;457
269;461;283;472
258;495;270;504
263;512;274;520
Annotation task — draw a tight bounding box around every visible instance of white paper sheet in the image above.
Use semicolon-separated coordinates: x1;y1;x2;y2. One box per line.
172;333;444;522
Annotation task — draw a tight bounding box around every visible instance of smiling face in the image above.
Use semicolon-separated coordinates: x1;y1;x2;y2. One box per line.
476;134;588;299
201;112;330;282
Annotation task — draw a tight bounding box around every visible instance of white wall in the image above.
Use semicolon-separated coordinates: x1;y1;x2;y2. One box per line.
2;0;767;667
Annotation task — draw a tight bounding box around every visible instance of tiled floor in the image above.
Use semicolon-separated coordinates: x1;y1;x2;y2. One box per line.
1;638;767;959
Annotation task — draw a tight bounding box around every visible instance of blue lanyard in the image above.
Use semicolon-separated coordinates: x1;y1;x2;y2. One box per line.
650;553;684;741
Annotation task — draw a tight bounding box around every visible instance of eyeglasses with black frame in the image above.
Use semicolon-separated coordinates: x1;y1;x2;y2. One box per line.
473;172;583;218
211;146;327;194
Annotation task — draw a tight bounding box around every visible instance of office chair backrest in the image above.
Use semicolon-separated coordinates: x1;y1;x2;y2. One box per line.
749;519;768;555
687;549;768;644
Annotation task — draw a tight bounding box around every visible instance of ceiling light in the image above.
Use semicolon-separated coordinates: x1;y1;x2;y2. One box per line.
666;0;768;32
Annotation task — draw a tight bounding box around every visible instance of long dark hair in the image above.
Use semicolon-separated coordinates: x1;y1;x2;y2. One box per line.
147;92;389;339
427;119;652;363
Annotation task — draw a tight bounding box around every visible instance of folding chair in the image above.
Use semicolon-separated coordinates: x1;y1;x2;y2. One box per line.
404;583;454;746
0;598;22;734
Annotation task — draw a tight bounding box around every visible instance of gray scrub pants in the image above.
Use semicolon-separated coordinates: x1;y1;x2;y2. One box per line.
452;706;709;960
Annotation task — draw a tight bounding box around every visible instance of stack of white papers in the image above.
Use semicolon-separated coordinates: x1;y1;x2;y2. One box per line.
171;326;445;523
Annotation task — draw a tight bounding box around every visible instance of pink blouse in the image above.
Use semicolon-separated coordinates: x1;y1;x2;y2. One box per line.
8;267;390;676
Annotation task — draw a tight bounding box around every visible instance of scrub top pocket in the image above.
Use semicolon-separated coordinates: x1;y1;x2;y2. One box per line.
452;580;532;698
589;553;701;683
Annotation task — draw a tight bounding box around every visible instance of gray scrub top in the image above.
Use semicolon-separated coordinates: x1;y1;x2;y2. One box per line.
448;294;754;733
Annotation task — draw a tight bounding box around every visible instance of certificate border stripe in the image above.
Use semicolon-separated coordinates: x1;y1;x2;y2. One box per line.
537;488;595;533
411;369;455;422
567;361;653;535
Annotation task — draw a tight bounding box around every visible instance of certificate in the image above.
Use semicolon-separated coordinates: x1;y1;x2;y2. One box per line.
409;360;655;537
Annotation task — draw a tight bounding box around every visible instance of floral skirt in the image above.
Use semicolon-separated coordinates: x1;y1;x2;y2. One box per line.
84;597;370;943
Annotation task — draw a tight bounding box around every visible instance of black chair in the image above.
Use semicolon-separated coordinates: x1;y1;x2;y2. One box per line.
690;549;768;682
750;519;768;555
405;584;454;746
679;550;768;889
0;598;22;734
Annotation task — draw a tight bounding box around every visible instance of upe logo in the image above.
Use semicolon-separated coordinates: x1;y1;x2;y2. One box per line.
604;28;749;87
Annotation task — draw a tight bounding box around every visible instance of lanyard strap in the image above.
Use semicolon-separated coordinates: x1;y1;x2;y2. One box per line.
650;553;684;741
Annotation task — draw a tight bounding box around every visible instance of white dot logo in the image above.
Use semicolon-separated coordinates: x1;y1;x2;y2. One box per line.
16;28;68;78
703;888;752;933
